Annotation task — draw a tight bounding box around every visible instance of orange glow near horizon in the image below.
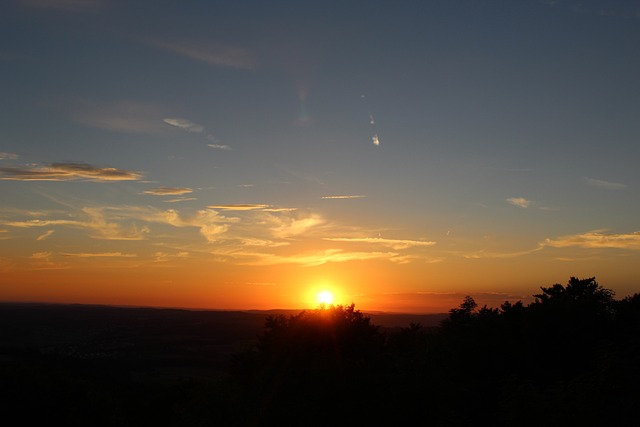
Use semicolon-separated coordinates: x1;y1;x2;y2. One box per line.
1;250;638;314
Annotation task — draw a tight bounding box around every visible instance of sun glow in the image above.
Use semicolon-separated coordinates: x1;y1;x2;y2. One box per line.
316;290;334;305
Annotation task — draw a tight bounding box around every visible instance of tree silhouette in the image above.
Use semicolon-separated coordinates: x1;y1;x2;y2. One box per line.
228;304;387;425
4;278;638;426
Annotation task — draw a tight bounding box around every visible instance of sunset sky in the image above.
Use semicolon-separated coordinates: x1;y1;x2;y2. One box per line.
1;0;639;313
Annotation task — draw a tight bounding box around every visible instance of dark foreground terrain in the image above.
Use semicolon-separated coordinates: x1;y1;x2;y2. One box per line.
1;277;639;426
0;302;446;425
0;302;445;380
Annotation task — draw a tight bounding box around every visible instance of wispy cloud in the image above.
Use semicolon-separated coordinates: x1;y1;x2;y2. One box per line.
207;144;232;151
3;219;82;228
164;197;197;203
238;237;290;248
324;237;436;250
0;163;142;182
584;177;626;190
0;152;18;160
30;251;52;259
144;187;193;196
2;209;149;240
460;246;544;259
36;230;55;241
163;118;227;149
544;231;640;250
154;251;189;263
29;251;69;270
269;214;325;239
163;118;204;133
147;39;255;69
61;252;137;258
321;195;367;199
1;206;233;243
506;197;531;208
240;249;397;267
208;204;272;211
81;207;151;240
92;206;232;242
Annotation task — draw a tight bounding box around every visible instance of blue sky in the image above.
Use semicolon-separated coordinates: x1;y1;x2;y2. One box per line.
1;0;639;312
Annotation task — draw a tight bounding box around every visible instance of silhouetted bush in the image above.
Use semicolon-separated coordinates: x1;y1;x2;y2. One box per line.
2;277;638;425
225;277;640;425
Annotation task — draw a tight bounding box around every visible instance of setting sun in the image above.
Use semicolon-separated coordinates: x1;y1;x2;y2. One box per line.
316;290;334;305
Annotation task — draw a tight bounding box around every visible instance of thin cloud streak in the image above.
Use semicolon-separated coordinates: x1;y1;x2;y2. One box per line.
0;163;142;182
544;231;640;250
164;197;197;203
460;246;545;259
325;237;436;250
36;230;55;241
321;195;367;199
584;177;626;190
209;204;271;211
163;118;204;133
207;144;232;151
61;252;137;258
162;118;229;149
144;187;193;196
238;249;398;267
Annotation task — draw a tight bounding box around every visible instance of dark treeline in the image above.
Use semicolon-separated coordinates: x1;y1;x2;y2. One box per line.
1;277;639;426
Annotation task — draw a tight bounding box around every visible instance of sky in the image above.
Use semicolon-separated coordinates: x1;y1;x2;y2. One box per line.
1;0;639;313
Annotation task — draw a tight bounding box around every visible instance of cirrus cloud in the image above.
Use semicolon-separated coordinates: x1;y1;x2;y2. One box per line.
324;237;436;250
584;177;626;190
544;231;640;250
144;187;193;196
208;204;271;211
163;118;204;133
61;252;137;258
321;195;367;199
0;163;142;182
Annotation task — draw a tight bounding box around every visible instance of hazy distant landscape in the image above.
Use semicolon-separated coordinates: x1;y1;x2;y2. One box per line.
2;277;639;425
0;302;446;380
